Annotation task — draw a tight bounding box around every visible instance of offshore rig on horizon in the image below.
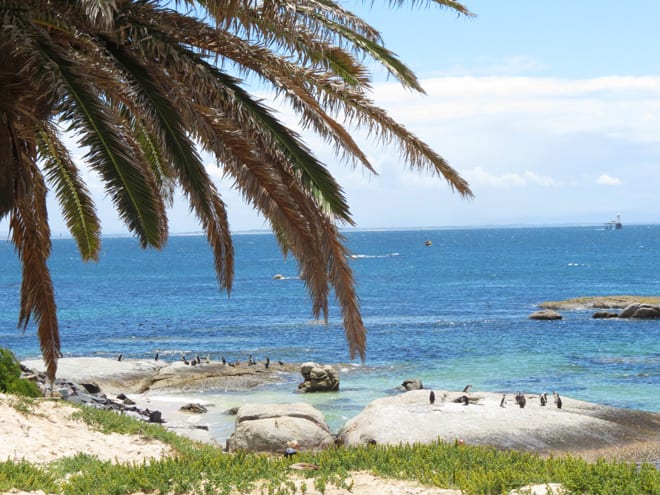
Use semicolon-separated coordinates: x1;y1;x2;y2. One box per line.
604;214;623;230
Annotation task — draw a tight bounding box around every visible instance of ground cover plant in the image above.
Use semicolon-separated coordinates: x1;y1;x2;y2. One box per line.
0;347;41;397
0;404;657;495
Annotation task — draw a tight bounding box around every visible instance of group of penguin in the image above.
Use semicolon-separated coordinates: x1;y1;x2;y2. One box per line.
427;385;564;409
117;352;281;369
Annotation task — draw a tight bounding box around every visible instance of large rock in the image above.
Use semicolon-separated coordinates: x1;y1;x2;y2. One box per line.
528;309;562;320
22;357;299;394
399;378;424;391
298;362;339;392
337;390;660;454
619;303;660;319
226;403;334;454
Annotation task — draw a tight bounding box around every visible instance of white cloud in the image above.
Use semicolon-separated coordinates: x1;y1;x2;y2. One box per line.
597;174;623;186
466;166;558;189
372;75;660;144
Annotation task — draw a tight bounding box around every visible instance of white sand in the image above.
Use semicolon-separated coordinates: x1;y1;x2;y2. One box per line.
0;393;570;495
0;394;171;465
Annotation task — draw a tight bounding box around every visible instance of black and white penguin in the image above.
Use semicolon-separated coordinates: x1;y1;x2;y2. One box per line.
429;390;436;404
284;447;297;458
462;384;472;393
500;394;506;407
117;353;123;362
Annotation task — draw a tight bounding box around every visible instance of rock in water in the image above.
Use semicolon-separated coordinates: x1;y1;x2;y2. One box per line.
529;310;563;320
298;362;339;392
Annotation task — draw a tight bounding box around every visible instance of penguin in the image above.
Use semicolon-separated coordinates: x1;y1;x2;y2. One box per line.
205;354;211;364
429;390;436;405
461;395;469;406
117;354;123;362
540;393;547;406
284;447;297;458
265;356;270;369
556;394;563;409
221;356;227;365
278;360;284;366
518;395;526;408
462;384;472;393
195;355;201;365
500;394;506;407
181;353;189;365
154;352;159;361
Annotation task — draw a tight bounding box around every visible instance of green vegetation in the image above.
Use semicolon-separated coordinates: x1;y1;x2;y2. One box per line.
0;406;657;495
0;348;41;398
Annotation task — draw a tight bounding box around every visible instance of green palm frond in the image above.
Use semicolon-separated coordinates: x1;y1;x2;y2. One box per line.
32;32;168;248
103;36;235;288
197;59;354;222
2;0;475;375
37;124;101;261
312;15;425;93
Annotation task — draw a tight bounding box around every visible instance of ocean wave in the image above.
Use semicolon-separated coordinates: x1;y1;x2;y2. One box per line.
349;253;400;259
272;274;300;280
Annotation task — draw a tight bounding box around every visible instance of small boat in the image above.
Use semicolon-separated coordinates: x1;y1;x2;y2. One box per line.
604;214;622;230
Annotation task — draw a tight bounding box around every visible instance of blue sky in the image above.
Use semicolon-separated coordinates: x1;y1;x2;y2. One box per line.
4;1;660;236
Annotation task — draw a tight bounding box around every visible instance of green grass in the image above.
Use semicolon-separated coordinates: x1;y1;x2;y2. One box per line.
0;406;658;495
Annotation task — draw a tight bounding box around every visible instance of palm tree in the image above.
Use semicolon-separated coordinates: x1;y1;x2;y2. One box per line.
0;0;474;382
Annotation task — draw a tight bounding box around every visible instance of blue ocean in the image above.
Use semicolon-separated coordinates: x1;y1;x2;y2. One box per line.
1;225;659;439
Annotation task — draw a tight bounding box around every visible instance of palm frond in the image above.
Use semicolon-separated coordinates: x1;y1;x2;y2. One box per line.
311;15;425;93
103;36;235;288
10;155;60;383
379;0;474;17
192;107;332;319
31;28;168;248
37;124;101;261
196;57;354;223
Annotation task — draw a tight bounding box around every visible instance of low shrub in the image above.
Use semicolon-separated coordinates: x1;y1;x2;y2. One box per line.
0;348;41;398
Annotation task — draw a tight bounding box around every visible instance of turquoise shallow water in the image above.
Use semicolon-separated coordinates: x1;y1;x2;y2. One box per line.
1;225;659;441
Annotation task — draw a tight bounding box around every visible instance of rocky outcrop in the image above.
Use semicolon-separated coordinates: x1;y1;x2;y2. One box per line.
20;364;165;423
337;389;660;454
528;309;562;320
619;303;660;319
592;311;619;319
399;378;424;391
21;357;300;394
297;362;339;392
226;403;334;453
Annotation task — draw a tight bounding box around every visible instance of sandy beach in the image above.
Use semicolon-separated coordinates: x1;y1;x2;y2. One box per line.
0;394;571;495
2;357;659;494
19;357;660;463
